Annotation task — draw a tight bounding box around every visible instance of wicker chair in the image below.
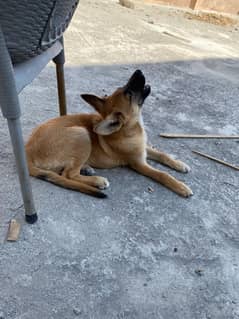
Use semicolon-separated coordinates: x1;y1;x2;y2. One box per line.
0;0;79;224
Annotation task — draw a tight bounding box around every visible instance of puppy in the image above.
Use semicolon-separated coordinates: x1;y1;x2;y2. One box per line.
26;70;193;198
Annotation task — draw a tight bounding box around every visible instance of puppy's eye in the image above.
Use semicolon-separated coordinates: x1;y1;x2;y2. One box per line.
124;89;132;99
114;112;122;117
127;91;132;98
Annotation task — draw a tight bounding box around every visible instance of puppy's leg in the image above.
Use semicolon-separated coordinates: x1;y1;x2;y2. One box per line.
63;165;109;190
130;160;193;197
61;127;109;190
75;175;110;190
147;146;190;173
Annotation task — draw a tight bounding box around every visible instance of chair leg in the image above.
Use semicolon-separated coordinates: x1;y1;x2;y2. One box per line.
56;61;67;116
0;27;37;223
53;39;67;116
7;119;38;224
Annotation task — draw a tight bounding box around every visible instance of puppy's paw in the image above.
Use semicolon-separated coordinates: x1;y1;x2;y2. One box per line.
96;177;110;190
175;160;191;173
177;182;193;197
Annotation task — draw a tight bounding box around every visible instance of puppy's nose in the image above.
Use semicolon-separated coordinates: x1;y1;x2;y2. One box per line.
131;70;144;81
126;70;145;92
134;69;143;76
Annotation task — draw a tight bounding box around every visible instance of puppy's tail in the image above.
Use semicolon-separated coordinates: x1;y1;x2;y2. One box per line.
28;163;107;198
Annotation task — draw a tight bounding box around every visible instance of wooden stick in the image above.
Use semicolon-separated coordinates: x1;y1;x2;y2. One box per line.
7;219;21;242
192;150;239;171
160;133;239;139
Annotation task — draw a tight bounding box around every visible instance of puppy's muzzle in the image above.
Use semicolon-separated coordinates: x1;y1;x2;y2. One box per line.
125;70;151;104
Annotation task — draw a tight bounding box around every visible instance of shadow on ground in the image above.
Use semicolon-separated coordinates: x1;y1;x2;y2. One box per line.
0;58;239;319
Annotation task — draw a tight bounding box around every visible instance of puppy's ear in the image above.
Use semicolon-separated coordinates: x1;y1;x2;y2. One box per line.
93;114;122;136
81;94;105;114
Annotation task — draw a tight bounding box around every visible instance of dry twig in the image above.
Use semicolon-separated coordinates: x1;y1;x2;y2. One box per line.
160;133;239;139
192;150;239;171
7;219;21;242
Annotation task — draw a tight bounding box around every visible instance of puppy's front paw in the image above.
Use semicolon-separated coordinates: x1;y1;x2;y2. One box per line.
175;160;191;173
177;182;193;197
96;177;110;190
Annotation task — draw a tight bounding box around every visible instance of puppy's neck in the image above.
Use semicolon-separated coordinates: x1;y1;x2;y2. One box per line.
121;115;146;139
138;112;144;127
128;111;145;131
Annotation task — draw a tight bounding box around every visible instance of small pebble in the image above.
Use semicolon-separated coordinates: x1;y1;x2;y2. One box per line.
195;269;203;276
173;247;178;252
73;307;82;316
148;186;154;193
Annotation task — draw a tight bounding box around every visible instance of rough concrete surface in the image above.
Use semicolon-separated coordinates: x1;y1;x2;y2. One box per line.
0;1;239;318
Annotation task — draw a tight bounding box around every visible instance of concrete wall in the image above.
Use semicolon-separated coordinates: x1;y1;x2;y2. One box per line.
195;0;239;14
150;0;239;14
151;0;192;8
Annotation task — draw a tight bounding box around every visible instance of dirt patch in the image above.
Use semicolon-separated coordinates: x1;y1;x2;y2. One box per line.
184;11;238;26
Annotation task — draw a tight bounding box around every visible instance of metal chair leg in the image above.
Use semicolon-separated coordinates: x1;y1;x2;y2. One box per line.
7;119;38;224
53;38;67;116
0;27;37;223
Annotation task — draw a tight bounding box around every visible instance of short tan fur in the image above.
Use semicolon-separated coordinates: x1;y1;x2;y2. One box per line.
26;70;193;198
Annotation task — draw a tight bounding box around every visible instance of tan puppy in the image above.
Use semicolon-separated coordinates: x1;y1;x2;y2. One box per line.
26;70;193;198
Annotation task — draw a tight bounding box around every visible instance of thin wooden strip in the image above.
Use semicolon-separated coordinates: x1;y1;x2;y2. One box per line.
192;150;239;171
7;219;21;242
160;133;239;139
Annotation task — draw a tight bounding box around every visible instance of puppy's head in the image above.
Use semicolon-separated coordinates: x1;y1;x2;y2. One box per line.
81;70;151;135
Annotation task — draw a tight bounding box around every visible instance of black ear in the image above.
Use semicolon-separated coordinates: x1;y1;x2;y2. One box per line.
81;94;105;114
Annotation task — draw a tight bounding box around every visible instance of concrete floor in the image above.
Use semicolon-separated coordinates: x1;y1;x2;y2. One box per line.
0;0;239;318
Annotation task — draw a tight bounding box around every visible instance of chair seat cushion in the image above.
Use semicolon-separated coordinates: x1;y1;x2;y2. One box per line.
0;0;79;64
